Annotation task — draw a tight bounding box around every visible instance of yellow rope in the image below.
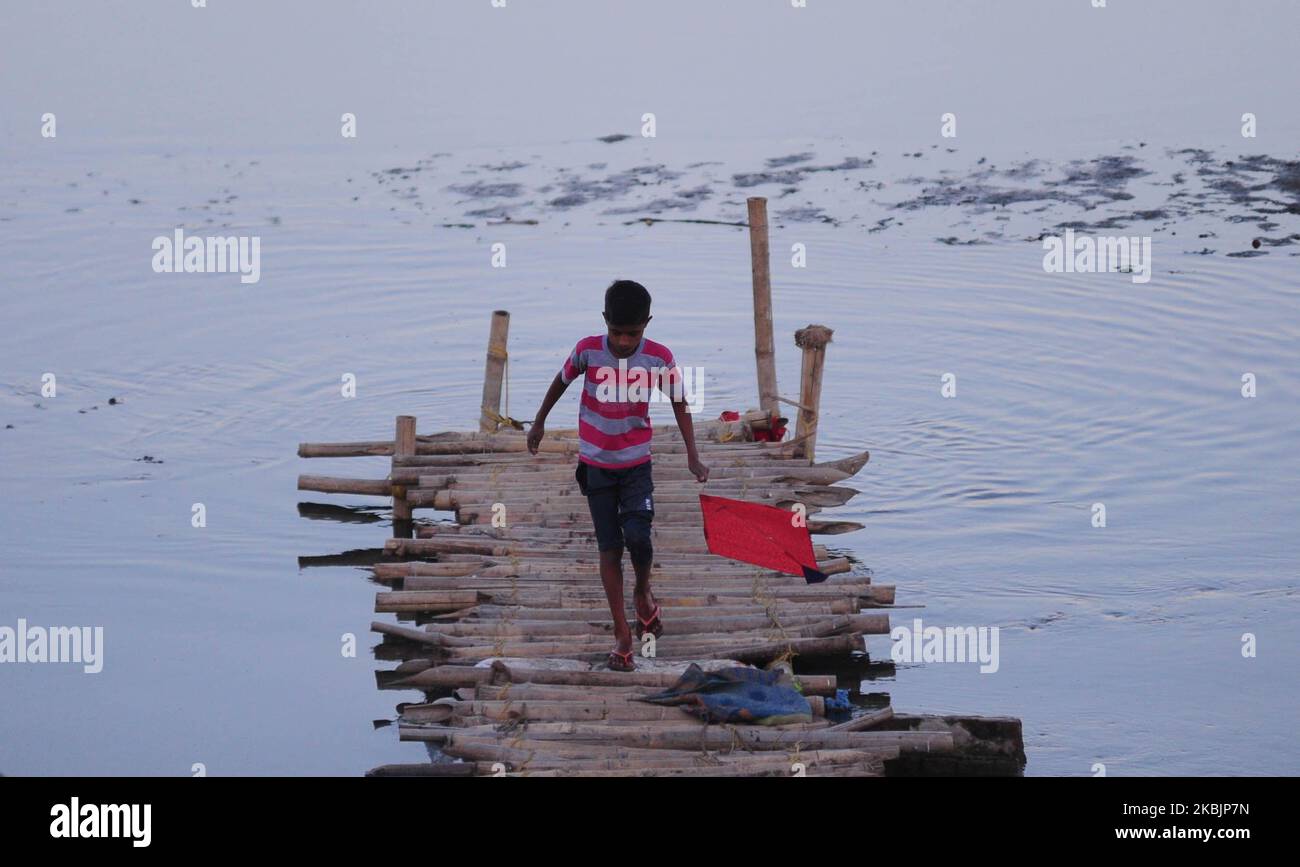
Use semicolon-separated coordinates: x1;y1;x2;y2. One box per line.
752;577;797;666
789;741;806;775
481;349;530;430
482;407;527;431
492;593;514;658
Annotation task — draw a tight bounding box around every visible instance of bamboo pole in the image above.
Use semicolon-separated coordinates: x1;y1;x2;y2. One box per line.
792;325;833;461
381;536;833;561
441;737;708;762
374;618;864;651
410;524;845;546
472;683;661;702
297;413;779;458
391;662;839;695
828;705;895;732
391;448;804;464
366;763;477;777
403;435;797;456
396;570;867;592
384;624;851;650
434;736;895;769
440;493;824;512
435;737;896;772
464;481;857;503
393;567;860;590
384;625;867;655
460;601;857;620
396;537;781;554
403;448;868;476
384;553;852;571
408;699;709;724
384;557;855;576
374;585;877;612
479;310;511;432
390;582;889;603
422;479;834;494
407;483;859;508
499;760;886;777
449;713;832;731
391;578;827;596
392;415;416;527
402;722;952;753
748;197;779;421
447;511;859;536
411;555;844;573
411;613;888;638
385;567;870;587
375;633;865;668
297;441;396;458
396;461;863;486
427;526;843;548
297;475;392;495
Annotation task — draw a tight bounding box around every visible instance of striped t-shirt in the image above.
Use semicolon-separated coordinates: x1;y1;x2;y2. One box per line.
559;334;683;469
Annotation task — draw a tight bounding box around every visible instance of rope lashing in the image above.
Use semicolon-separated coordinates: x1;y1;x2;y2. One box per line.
483;344;529;430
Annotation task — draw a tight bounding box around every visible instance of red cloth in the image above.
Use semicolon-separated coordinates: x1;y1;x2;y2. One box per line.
752;417;787;442
718;410;787;442
699;494;827;583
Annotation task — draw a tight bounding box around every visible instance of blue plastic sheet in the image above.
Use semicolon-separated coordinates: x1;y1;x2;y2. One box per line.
635;663;813;726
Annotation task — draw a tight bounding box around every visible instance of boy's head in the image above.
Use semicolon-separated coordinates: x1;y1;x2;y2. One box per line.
603;279;652;357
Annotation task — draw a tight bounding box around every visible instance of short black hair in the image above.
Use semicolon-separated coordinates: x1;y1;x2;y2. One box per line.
604;279;651;326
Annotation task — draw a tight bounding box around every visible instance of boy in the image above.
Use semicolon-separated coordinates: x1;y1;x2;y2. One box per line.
527;280;709;671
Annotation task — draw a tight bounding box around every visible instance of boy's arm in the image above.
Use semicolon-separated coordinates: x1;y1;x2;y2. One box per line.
671;398;709;482
527;372;569;455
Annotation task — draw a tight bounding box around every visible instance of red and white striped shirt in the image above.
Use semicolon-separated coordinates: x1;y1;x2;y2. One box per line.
559;334;683;468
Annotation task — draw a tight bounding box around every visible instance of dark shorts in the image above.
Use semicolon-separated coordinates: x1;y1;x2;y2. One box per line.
575;460;655;553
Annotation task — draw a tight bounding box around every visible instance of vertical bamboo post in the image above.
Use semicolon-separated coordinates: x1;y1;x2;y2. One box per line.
480;310;511;432
393;414;416;534
747;198;779;421
793;325;833;461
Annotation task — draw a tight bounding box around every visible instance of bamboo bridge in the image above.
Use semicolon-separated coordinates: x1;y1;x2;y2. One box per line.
294;197;1025;777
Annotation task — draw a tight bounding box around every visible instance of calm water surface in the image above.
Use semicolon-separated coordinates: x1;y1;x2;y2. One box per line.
2;0;1298;776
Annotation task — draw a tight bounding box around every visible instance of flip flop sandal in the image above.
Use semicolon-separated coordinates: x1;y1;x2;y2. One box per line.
607;649;635;672
634;603;664;639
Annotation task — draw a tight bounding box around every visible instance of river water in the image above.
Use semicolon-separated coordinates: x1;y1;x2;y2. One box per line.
2;0;1297;776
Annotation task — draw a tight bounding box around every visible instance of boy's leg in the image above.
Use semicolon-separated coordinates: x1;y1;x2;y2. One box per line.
617;462;657;621
624;512;656;621
598;547;632;655
578;463;634;655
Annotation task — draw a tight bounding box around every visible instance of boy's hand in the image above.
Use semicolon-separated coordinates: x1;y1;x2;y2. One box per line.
526;421;545;455
688;457;709;483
